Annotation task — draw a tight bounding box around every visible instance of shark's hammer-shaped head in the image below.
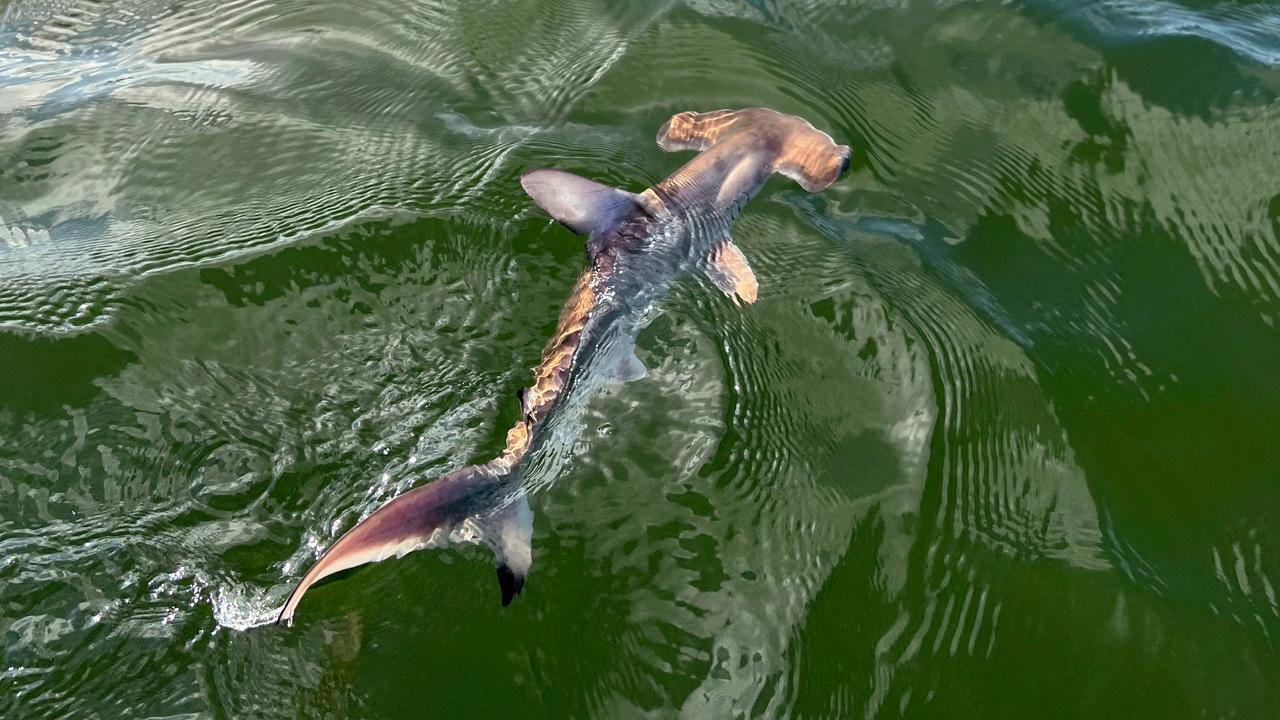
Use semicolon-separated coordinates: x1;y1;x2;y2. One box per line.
656;108;853;193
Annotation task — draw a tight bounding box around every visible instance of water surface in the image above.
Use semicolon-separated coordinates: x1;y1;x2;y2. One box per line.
3;0;1280;717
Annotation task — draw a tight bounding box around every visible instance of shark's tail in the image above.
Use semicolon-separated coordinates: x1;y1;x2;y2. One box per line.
276;461;531;625
656;108;852;192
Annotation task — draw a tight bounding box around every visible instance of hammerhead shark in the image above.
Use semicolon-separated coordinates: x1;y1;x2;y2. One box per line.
277;108;851;624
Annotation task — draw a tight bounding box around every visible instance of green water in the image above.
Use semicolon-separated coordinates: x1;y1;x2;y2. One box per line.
3;0;1280;717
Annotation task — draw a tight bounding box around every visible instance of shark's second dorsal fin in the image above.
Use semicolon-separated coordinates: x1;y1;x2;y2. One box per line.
521;169;643;236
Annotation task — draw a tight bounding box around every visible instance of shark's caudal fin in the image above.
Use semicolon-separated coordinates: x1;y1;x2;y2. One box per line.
657;108;852;192
276;463;532;624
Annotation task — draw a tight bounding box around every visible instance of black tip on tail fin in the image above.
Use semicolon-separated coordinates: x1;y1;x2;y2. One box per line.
497;564;526;606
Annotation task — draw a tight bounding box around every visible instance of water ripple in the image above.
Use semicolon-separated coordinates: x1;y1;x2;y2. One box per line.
4;0;1280;716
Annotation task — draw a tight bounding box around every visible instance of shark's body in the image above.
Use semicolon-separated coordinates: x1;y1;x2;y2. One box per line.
277;108;851;624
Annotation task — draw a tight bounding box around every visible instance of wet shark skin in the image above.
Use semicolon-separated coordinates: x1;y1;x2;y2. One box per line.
277;108;851;624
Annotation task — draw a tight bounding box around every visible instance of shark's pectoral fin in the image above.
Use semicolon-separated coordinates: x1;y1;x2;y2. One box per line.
704;239;759;305
482;489;533;606
521;169;643;236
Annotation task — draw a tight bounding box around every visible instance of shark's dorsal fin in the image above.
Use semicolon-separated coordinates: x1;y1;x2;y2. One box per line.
704;238;758;305
521;169;643;236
